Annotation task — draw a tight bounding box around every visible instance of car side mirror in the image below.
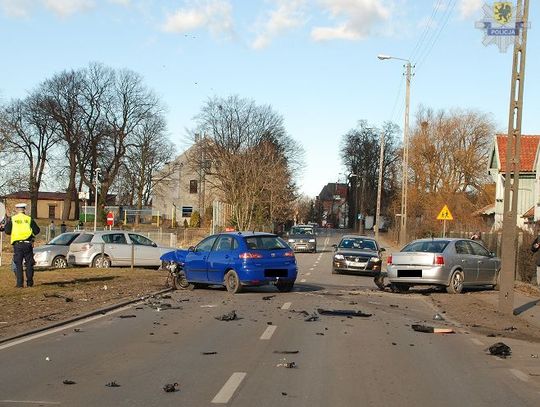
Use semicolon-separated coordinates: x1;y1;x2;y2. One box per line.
489;251;495;257
188;246;195;252
152;242;157;247
380;247;386;252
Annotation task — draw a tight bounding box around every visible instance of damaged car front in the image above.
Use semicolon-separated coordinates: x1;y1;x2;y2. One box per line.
332;235;384;275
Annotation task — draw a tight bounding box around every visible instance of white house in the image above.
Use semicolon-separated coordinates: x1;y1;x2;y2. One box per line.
488;134;540;230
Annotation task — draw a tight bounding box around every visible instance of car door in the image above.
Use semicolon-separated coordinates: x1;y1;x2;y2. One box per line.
184;235;218;282
469;241;498;283
206;235;238;283
102;233;130;265
454;240;478;282
128;233;160;266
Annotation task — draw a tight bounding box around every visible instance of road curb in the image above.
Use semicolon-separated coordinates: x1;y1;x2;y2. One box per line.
0;287;173;346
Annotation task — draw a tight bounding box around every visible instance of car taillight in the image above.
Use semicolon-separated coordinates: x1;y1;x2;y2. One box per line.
434;255;445;265
284;251;295;257
387;255;392;265
239;252;263;259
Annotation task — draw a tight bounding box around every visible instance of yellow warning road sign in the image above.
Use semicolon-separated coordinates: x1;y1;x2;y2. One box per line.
437;205;453;221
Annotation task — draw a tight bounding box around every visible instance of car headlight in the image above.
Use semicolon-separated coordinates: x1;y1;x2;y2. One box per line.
334;254;345;260
370;257;381;263
309;239;316;243
34;251;48;261
288;239;295;243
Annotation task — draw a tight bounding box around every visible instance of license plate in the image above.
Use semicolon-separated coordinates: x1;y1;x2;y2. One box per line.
349;261;366;268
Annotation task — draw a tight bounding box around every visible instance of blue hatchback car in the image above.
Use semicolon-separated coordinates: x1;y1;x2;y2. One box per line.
160;232;298;293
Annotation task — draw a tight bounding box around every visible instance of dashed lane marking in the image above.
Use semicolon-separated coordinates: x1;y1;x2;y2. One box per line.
0;402;60;405
510;369;529;382
309;268;314;271
281;302;292;310
260;325;277;340
300;279;307;283
211;372;247;404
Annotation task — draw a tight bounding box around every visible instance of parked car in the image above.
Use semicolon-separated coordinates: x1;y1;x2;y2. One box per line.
160;231;297;293
386;238;501;294
33;232;81;269
286;224;317;253
67;231;172;268
332;235;384;275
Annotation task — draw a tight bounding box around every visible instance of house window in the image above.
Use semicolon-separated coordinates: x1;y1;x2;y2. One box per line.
182;206;193;218
48;205;56;219
189;180;198;194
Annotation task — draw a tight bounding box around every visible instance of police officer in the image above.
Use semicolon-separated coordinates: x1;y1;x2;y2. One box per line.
4;203;40;288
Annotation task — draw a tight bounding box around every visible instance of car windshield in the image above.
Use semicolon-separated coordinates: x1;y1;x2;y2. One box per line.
49;233;79;246
339;238;377;251
290;226;314;235
402;240;449;253
244;236;289;250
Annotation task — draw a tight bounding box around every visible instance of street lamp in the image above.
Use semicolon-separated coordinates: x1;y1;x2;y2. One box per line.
375;130;385;242
93;168;101;232
378;53;412;246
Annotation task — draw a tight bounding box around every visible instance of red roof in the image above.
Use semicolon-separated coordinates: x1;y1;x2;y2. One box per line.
522;206;535;218
496;135;540;172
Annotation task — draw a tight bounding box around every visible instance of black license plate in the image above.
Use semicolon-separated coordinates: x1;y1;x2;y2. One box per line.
265;269;287;278
398;270;422;278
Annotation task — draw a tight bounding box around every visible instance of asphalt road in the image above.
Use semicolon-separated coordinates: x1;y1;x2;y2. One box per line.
1;231;539;406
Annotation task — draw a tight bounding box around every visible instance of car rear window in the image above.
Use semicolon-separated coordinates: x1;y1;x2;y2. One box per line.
73;233;94;243
49;233;79;246
244;236;288;250
290;226;314;235
402;240;449;253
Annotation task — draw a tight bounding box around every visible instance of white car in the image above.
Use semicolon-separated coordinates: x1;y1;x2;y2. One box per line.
67;231;173;268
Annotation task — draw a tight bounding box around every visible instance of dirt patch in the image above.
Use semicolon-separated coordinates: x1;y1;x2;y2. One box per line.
430;289;540;343
0;266;168;339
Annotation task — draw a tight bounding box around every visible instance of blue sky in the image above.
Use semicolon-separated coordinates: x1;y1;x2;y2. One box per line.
1;0;539;197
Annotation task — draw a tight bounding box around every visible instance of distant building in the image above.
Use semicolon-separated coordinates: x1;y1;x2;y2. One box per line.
488;134;540;229
316;183;348;227
152;144;221;225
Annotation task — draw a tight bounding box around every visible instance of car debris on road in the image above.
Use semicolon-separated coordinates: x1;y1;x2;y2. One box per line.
317;309;372;318
488;342;511;358
412;324;455;334
63;380;76;385
105;381;121;387
163;383;179;392
215;310;238;321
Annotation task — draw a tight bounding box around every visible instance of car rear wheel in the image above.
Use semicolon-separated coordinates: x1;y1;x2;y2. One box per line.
276;281;294;292
447;270;464;294
92;255;111;269
224;270;242;294
52;256;68;269
390;283;410;293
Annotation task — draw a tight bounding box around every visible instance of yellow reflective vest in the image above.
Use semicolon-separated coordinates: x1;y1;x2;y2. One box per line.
10;213;33;244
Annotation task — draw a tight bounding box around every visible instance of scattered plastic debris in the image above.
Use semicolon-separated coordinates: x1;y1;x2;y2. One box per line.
316;332;324;336
263;295;276;300
215;310;238;321
45;356;50;361
163;383;179;392
63;380;76;385
201;305;217;308
118;314;137;319
290;309;309;316
73;328;81;333
103;285;108;290
504;326;517;331
531;354;539;359
44;293;73;302
317;309;372;318
202;352;218;355
161;294;172;299
273;350;299;354
105;381;121;387
433;313;445;321
488;342;511;358
389;304;399;308
304;313;319;322
486;333;497;337
412;324;454;334
277;362;297;368
281;392;288;396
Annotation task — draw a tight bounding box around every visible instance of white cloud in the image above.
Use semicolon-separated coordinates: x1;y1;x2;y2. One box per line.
458;0;483;19
251;0;307;50
311;0;391;42
43;0;95;17
0;0;34;17
108;0;130;5
162;0;234;38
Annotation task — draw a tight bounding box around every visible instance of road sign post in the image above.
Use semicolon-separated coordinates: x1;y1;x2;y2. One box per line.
106;212;114;229
436;205;454;237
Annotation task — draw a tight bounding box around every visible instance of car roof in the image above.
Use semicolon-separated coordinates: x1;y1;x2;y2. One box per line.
410;238;460;242
340;235;376;240
221;231;276;237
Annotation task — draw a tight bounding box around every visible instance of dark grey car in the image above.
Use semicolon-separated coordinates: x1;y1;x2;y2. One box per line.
286;225;317;253
332;235;384;275
386;238;501;294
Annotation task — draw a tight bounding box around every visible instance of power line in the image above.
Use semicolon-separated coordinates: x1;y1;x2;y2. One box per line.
409;0;446;62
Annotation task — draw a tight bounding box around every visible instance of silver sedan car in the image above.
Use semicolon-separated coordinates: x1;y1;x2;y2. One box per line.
34;232;81;269
386;238;500;294
67;231;173;268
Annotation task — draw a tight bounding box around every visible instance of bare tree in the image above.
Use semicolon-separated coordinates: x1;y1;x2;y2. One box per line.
192;95;303;230
0;95;60;217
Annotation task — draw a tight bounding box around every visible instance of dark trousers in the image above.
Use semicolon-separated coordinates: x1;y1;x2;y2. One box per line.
13;242;34;287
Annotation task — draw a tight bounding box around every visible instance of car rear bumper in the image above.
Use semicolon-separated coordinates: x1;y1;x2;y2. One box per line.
290;243;316;252
387;265;447;285
239;265;298;285
67;253;93;267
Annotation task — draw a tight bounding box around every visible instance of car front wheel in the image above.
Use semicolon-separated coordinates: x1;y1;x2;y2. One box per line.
173;270;194;290
52;256;68;269
447;270;464;294
224;270;242;294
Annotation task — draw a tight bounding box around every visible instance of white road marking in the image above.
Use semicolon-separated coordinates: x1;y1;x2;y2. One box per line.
0;401;60;405
300;279;307;283
470;338;484;346
0;305;133;351
260;325;277;340
306;272;312;276
510;369;529;382
281;302;292;310
309;268;314;271
212;372;247;404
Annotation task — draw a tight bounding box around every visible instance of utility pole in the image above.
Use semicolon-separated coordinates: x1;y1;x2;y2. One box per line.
93;168;101;232
375;130;385;242
499;0;530;316
399;61;412;246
